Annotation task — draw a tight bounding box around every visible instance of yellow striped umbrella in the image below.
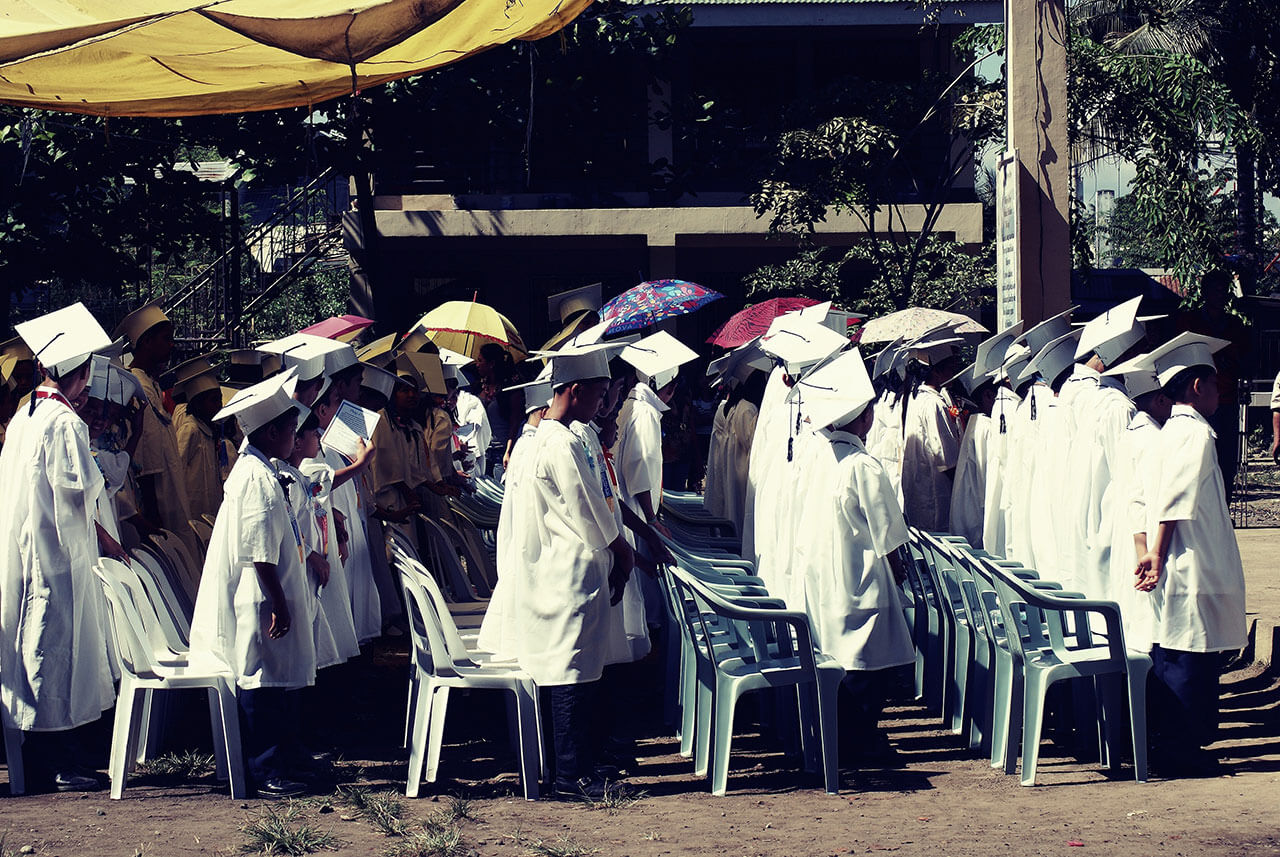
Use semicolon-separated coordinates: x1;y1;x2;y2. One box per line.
413;300;526;362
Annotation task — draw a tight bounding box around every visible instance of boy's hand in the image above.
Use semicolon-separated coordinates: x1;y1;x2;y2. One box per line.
269;600;292;639
1134;552;1163;591
307;551;330;586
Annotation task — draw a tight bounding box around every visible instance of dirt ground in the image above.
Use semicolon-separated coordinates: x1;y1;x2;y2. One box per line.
1;636;1276;857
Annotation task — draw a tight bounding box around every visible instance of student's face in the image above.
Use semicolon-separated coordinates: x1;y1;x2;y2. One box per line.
82;397;109;437
569;379;610;423
266;415;300;459
296;427;321;460
294;377;323;408
358;389;388;413
657;381;677;404
393;385;417;413
61;361;92;404
190;388;222;423
1192;372;1219;417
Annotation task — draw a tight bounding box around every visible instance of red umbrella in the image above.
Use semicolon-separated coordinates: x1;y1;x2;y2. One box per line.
300;314;375;341
707;297;820;348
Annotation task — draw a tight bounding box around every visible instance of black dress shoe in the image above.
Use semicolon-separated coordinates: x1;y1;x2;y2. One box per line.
551;775;607;801
52;771;101;793
256;777;308;799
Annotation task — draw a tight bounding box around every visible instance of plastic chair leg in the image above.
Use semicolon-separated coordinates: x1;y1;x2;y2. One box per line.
989;658;1011;769
215;682;247;800
814;673;842;795
1019;670;1051;787
132;688;152;768
403;671;418;750
513;682;541;801
678;644;696;757
425;685;451;784
949;631;971;735
405;681;434;798
709;680;743;796
796;685;819;774
3;724;24;795
1125;667;1149;784
140;690;168;765
693;667;714;778
207;688;229;783
109;677;145;799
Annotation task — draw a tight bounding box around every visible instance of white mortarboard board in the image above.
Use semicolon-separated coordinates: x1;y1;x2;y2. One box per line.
319;341;360;377
1101;354;1163;399
974;321;1024;378
395;351;448;395
1018;306;1078;356
357;333;397;368
529;341;624;388
871;336;905;380
707;339;763;387
17;302;113;378
1132;331;1231;387
227;349;282;384
620;331;698;390
905;325;965;365
360;363;404;399
1073;296;1162;365
1020;329;1081;385
547;283;603;324
784;348;876;430
999;343;1033;384
214;368;306;437
87;355;113;401
793;300;832;322
438;347;474;368
169;353;217;385
259;333;332;382
114;301;171;348
506;365;555;414
108;364;143;407
759;316;848;375
945;363;985;396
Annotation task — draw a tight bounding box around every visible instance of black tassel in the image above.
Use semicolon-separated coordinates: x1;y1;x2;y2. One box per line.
1030;389;1037;421
787;435;793;462
1000;411;1006;434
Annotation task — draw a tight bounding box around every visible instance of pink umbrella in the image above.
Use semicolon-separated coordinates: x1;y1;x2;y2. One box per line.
707;297;820;349
301;314;375;341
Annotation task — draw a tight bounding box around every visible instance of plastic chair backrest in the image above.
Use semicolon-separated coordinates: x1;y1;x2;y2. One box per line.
110;556;183;653
131;546;193;635
143;535;196;616
190;518;214;553
390;547;476;664
150;530;200;600
443;516;498;590
418;516;483;603
397;567;459;679
94;560;162;680
672;565;810;669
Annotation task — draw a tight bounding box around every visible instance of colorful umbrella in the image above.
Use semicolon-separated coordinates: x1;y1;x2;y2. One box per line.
858;307;988;344
301;314;374;342
413;300;527;361
600;279;723;334
707;297;820;349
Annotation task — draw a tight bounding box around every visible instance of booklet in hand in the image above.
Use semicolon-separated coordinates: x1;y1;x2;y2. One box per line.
321;400;381;460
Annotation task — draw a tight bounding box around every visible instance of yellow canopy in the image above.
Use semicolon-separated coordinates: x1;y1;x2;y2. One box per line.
0;0;591;117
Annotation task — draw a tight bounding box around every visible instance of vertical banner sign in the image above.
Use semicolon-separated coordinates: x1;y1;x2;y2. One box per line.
996;150;1020;331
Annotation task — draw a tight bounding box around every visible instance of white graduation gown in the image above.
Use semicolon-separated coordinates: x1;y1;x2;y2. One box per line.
278;460;343;669
865;389;906;504
949;413;990;548
793;429;915;672
574;421;649;665
1107;410;1161;652
1024;391;1070;580
322;443;381;643
721;398;758;534
901;385;961;532
0;392;114;731
188;446;317;690
298;457;360;662
455;389;492;478
741;366;788;564
981;387;1020;556
1004;383;1048;569
477;422;538;660
1148;405;1247;653
770;422;820;611
614;384;667;523
703;400;729;517
505;420;621;686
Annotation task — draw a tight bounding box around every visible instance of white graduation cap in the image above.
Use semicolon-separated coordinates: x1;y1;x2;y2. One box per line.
86;355;114;401
974;321;1024;379
214;368;306;436
1020;329;1081;385
1132;331;1231;388
906;328;964;366
16;302;113;379
1101;354;1163;399
999;343;1033;385
438;347;474;368
1074;296;1163;365
547;283;603;324
529;341;624;388
785;348;876;430
620;331;698;390
395;352;448;396
945;363;986;396
871;337;905;380
759;316;848;375
506;365;554;414
320;341;360;377
108;364;143;407
360;362;405;400
259;333;333;382
707;339;764;388
1019;306;1078;356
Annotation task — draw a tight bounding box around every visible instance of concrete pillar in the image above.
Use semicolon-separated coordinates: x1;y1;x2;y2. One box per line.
1006;0;1071;324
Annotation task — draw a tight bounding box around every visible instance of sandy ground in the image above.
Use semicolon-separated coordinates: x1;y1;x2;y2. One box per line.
0;639;1276;857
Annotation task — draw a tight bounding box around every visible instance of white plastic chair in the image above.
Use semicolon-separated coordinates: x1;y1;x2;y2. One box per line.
397;569;542;800
93;560;246;799
2;696;23;795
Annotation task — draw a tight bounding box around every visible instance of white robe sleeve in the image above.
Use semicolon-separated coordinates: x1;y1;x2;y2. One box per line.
543;431;620;551
1155;428;1212;524
854;454;909;558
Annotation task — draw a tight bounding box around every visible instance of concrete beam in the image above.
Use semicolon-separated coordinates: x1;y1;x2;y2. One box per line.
623;1;1003;27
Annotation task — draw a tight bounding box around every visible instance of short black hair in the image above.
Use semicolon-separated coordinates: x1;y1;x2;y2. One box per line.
1162;364;1214;402
248;407;298;448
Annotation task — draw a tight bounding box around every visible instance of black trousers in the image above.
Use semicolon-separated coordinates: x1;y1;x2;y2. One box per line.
1149;645;1221;754
547;681;600;785
22;726;86;776
238;687;302;785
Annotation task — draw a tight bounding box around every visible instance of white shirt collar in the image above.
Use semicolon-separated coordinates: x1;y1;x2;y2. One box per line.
628;382;671;414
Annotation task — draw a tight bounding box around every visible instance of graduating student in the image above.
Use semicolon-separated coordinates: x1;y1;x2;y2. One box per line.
947;324;1021;548
453;367;492;479
982;343;1030;557
82;357;141;546
748;314;849;604
174;368;236;523
359;362;415;628
703;384;730;518
1135;333;1245;775
1060;297;1152;598
1002;309;1074;568
1098;361;1170;652
500;343;635;798
188;371;318;797
720;366;764;535
114;302;200;559
900;329;965;532
864;339;908;504
787;349;915;754
0;304;121;792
